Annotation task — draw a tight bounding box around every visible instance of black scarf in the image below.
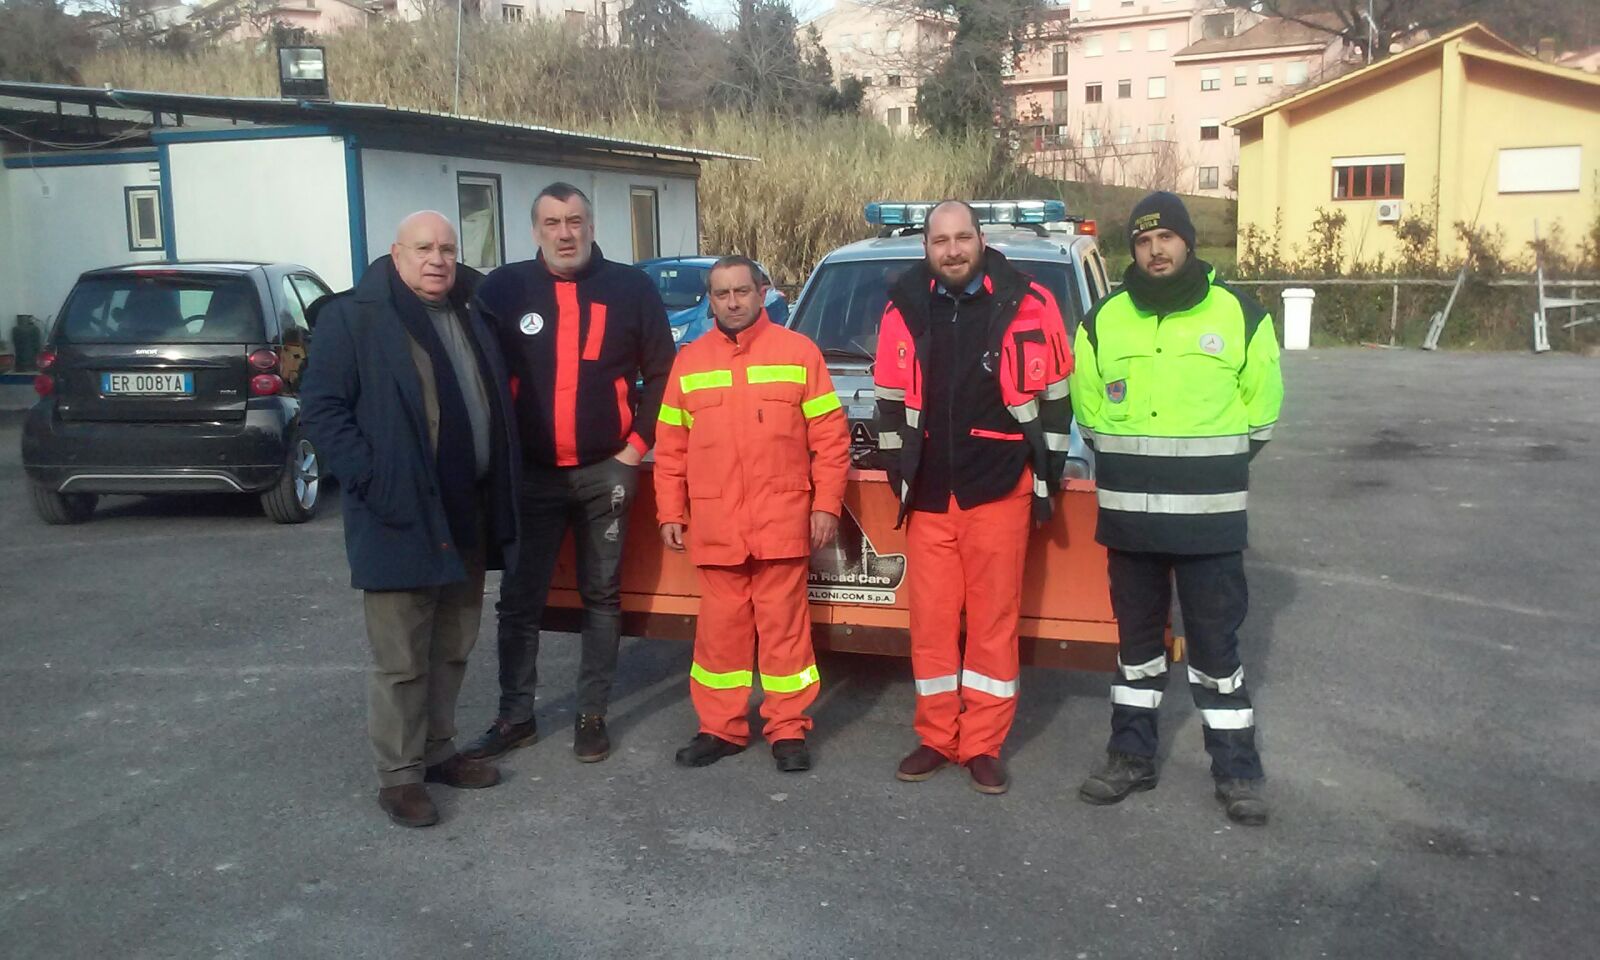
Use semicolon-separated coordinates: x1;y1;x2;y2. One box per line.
386;262;480;551
1122;256;1212;316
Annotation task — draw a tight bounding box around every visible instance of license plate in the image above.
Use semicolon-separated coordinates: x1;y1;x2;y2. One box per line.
102;372;193;395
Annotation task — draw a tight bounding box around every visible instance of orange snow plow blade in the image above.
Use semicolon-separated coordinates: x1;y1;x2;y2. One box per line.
542;467;1126;671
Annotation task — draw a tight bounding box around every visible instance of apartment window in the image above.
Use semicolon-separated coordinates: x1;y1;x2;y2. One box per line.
887;107;903;127
630;187;659;261
501;2;524;22
1332;156;1406;200
1232;165;1239;188
886;29;902;49
1234;66;1248;85
1118;31;1132;52
1286;61;1308;85
1117;79;1132;99
1148;75;1166;98
1084;128;1103;148
1052;88;1070;122
1120;0;1133;6
457;173;504;269
1201;67;1220;91
1085;83;1103;103
1116;125;1133;144
1199;121;1220;140
859;32;875;50
839;33;854;49
887;74;902;87
564;9;584;29
1258;64;1274;84
1201;13;1234;39
1499;145;1582;193
861;74;873;86
1198;166;1220;190
1147;28;1167;51
1148;122;1168;141
908;106;917;125
124;186;163;251
1052;43;1068;75
1084;35;1103;57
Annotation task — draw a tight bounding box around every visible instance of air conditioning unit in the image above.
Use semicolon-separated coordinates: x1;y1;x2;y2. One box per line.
1376;200;1403;223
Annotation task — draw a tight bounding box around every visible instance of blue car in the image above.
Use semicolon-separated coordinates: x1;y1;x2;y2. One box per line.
637;256;789;346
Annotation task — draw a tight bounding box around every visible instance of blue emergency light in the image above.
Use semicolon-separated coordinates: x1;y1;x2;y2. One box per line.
864;199;1069;227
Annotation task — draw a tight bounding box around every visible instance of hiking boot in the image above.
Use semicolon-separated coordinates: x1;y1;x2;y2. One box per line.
772;739;811;773
895;745;952;782
461;717;538;763
376;783;438;828
967;755;1009;795
1215;778;1269;826
574;714;611;763
674;733;745;768
1078;751;1159;805
423;753;501;790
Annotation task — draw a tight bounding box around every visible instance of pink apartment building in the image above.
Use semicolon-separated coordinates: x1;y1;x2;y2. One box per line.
806;0;956;134
1010;1;1355;196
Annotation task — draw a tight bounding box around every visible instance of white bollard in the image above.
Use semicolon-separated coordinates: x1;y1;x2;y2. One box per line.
1281;287;1316;350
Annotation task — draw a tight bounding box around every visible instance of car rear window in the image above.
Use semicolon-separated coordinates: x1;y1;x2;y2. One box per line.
55;274;264;344
790;258;1077;358
642;263;710;312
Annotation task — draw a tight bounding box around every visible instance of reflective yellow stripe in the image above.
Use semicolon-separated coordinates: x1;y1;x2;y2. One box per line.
658;403;693;429
680;369;733;393
746;364;807;385
690;662;753;689
802;392;843;419
760;664;820;693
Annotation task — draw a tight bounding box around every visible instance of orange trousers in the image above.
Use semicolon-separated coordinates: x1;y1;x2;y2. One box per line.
905;471;1031;764
690;556;820;746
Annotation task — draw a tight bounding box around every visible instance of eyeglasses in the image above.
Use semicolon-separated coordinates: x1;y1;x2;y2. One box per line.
409;242;459;260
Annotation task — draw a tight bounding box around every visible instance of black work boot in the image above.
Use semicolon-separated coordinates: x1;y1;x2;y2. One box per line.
574;714;611;763
461;717;538;762
674;733;745;768
1215;778;1269;826
772;739;811;773
1078;751;1159;805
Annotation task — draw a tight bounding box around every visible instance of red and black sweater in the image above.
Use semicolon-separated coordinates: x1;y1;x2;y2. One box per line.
474;247;676;469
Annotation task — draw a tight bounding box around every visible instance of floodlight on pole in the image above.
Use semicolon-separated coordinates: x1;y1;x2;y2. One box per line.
277;46;329;101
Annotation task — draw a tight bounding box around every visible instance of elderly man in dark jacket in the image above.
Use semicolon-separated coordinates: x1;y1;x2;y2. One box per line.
301;210;520;829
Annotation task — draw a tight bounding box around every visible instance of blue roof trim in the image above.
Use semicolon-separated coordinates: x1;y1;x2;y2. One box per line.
157;143;177;260
344;136;368;284
149;125;338;144
3;149;159;169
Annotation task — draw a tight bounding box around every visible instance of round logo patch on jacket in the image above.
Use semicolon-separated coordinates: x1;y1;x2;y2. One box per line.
519;313;545;336
1107;380;1127;404
1199;333;1224;354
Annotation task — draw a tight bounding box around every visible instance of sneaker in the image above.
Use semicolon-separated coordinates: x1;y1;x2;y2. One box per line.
376;783;438;828
423;753;501;789
1078;751;1159;805
895;745;952;782
772;739;811;773
1215;778;1269;826
967;754;1009;795
574;714;611;763
461;717;538;763
674;733;745;768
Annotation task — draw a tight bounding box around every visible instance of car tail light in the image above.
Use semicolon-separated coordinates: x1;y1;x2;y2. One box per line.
248;348;279;372
34;350;57;397
250;373;283;396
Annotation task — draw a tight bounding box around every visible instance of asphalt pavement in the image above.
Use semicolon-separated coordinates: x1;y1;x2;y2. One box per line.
1;348;1596;959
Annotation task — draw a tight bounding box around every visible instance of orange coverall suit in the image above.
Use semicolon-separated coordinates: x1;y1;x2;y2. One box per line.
655;314;851;746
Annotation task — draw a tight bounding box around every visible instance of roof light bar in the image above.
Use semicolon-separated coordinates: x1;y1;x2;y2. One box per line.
864;199;1070;227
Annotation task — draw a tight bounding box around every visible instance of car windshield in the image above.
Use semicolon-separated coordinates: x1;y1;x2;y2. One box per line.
56;274;264;344
789;257;1078;359
642;263;710;312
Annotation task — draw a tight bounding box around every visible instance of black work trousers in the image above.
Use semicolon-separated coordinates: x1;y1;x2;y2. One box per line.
1105;549;1263;781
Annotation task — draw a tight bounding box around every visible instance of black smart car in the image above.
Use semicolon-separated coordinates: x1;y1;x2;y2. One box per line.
22;262;333;524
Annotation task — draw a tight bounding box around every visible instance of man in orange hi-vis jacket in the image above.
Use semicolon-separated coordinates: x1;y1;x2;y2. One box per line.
874;201;1074;795
655;255;851;773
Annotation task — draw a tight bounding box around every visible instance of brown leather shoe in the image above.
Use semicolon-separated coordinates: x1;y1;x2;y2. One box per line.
423;753;502;790
967;754;1009;795
377;783;439;828
896;745;952;782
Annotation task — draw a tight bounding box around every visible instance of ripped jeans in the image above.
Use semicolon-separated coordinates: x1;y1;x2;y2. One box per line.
494;456;637;721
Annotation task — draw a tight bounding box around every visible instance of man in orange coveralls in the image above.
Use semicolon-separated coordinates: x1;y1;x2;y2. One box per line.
655;255;851;773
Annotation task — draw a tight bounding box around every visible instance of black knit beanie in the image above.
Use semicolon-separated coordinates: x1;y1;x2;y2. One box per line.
1128;191;1197;254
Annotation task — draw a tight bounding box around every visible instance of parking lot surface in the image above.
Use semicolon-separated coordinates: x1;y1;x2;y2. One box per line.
2;349;1596;959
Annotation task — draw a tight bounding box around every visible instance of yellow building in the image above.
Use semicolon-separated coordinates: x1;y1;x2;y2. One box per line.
1230;24;1600;270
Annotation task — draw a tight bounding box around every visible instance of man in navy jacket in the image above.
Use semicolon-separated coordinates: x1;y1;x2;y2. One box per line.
301;211;520;828
465;182;676;764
